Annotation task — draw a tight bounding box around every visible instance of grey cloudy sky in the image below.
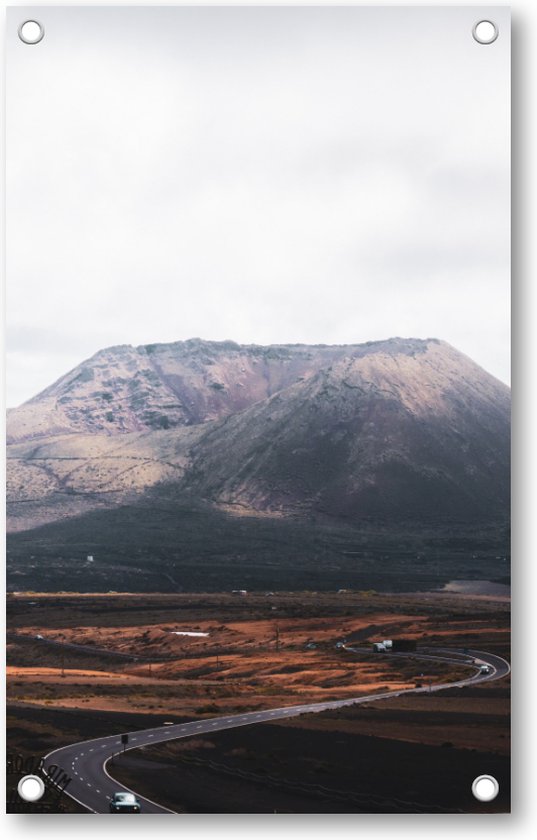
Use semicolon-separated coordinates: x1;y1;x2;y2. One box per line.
7;5;510;406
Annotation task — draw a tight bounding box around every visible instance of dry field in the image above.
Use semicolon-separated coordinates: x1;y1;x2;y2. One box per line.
7;591;502;716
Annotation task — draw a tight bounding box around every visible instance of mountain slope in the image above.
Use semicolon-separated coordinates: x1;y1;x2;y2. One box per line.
183;339;510;521
7;338;366;443
6;425;204;532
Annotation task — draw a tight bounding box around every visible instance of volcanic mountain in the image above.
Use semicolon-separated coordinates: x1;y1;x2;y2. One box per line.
6;337;510;591
7;338;358;443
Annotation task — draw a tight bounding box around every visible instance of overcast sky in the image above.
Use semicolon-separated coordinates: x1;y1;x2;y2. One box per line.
7;6;510;406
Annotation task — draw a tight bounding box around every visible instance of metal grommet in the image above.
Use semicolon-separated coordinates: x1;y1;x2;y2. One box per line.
472;20;499;45
18;19;45;45
17;774;46;802
472;774;499;802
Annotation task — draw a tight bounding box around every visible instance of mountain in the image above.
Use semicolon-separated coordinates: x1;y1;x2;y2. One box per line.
181;340;510;521
6;337;510;592
6;338;360;443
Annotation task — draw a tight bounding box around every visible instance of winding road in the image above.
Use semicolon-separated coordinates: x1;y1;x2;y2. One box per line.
43;647;510;813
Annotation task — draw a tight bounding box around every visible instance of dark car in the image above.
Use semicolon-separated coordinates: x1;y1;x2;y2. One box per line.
109;792;141;813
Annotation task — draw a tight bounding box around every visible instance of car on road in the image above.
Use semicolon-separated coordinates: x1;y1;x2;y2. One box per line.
109;792;141;813
35;634;44;640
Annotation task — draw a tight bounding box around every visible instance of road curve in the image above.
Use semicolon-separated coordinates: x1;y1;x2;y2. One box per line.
43;647;510;813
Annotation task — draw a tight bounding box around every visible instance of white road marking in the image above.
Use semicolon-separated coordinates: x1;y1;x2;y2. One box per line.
87;783;92;787
89;748;94;752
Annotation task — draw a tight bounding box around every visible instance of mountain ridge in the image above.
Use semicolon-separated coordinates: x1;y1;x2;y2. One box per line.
8;336;454;443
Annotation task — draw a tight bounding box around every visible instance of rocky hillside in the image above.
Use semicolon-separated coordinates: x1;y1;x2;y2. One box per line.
7;337;510;533
183;339;510;521
7;338;365;443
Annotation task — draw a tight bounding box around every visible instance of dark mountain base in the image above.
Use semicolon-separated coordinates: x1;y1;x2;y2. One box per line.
7;499;509;593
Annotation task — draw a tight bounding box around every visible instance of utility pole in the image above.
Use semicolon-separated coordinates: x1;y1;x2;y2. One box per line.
59;634;65;678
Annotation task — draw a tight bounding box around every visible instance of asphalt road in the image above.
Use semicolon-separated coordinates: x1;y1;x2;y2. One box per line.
43;647;510;813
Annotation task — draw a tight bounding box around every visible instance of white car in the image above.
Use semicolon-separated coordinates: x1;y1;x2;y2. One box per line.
109;792;141;813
